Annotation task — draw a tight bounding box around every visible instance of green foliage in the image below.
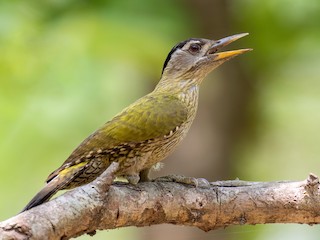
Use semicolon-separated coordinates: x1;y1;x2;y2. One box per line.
1;1;320;239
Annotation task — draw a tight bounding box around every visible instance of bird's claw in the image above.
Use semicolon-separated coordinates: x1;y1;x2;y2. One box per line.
153;175;210;188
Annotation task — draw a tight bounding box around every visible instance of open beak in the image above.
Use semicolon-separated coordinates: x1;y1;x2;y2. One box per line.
207;33;252;61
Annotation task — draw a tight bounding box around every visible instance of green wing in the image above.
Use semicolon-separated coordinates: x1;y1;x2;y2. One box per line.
68;93;188;158
46;93;188;182
104;93;188;142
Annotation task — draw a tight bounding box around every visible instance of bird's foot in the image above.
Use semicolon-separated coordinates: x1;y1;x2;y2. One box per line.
153;174;210;188
115;174;140;185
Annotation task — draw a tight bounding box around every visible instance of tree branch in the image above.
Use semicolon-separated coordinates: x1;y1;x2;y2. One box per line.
1;170;320;240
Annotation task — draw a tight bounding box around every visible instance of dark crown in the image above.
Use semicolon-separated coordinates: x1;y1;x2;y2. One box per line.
161;38;200;74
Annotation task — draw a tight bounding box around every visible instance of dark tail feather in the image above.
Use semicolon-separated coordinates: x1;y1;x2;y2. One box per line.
21;180;60;213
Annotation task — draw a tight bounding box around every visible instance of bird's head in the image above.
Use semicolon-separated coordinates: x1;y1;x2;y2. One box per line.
158;33;251;89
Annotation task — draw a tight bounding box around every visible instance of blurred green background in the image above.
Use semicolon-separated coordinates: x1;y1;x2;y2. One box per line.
1;0;320;239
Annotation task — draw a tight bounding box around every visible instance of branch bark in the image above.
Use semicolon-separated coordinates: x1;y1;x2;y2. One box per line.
1;171;320;240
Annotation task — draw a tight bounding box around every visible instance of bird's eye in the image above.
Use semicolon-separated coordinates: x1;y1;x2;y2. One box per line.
189;43;201;53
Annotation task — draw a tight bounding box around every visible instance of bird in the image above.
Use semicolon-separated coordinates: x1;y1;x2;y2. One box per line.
21;33;251;212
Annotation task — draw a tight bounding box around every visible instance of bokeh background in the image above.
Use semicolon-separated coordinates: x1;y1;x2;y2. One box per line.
1;0;320;239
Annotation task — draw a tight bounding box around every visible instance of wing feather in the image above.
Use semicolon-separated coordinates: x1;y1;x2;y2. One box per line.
46;93;188;182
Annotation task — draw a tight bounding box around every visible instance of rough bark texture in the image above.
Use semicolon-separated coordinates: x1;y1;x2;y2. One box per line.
1;172;320;240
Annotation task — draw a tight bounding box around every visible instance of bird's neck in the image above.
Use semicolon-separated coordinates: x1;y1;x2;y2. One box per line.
154;77;200;109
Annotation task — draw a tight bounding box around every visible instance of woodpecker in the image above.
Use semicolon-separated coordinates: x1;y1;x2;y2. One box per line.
22;33;251;212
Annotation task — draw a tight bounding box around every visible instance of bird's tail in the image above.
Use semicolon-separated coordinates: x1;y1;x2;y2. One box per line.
21;177;61;213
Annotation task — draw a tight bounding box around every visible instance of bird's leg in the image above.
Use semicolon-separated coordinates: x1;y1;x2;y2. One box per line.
139;168;151;182
117;168;152;184
123;174;141;185
153;175;211;188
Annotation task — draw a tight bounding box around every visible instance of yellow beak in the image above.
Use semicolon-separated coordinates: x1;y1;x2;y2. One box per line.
213;49;252;61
